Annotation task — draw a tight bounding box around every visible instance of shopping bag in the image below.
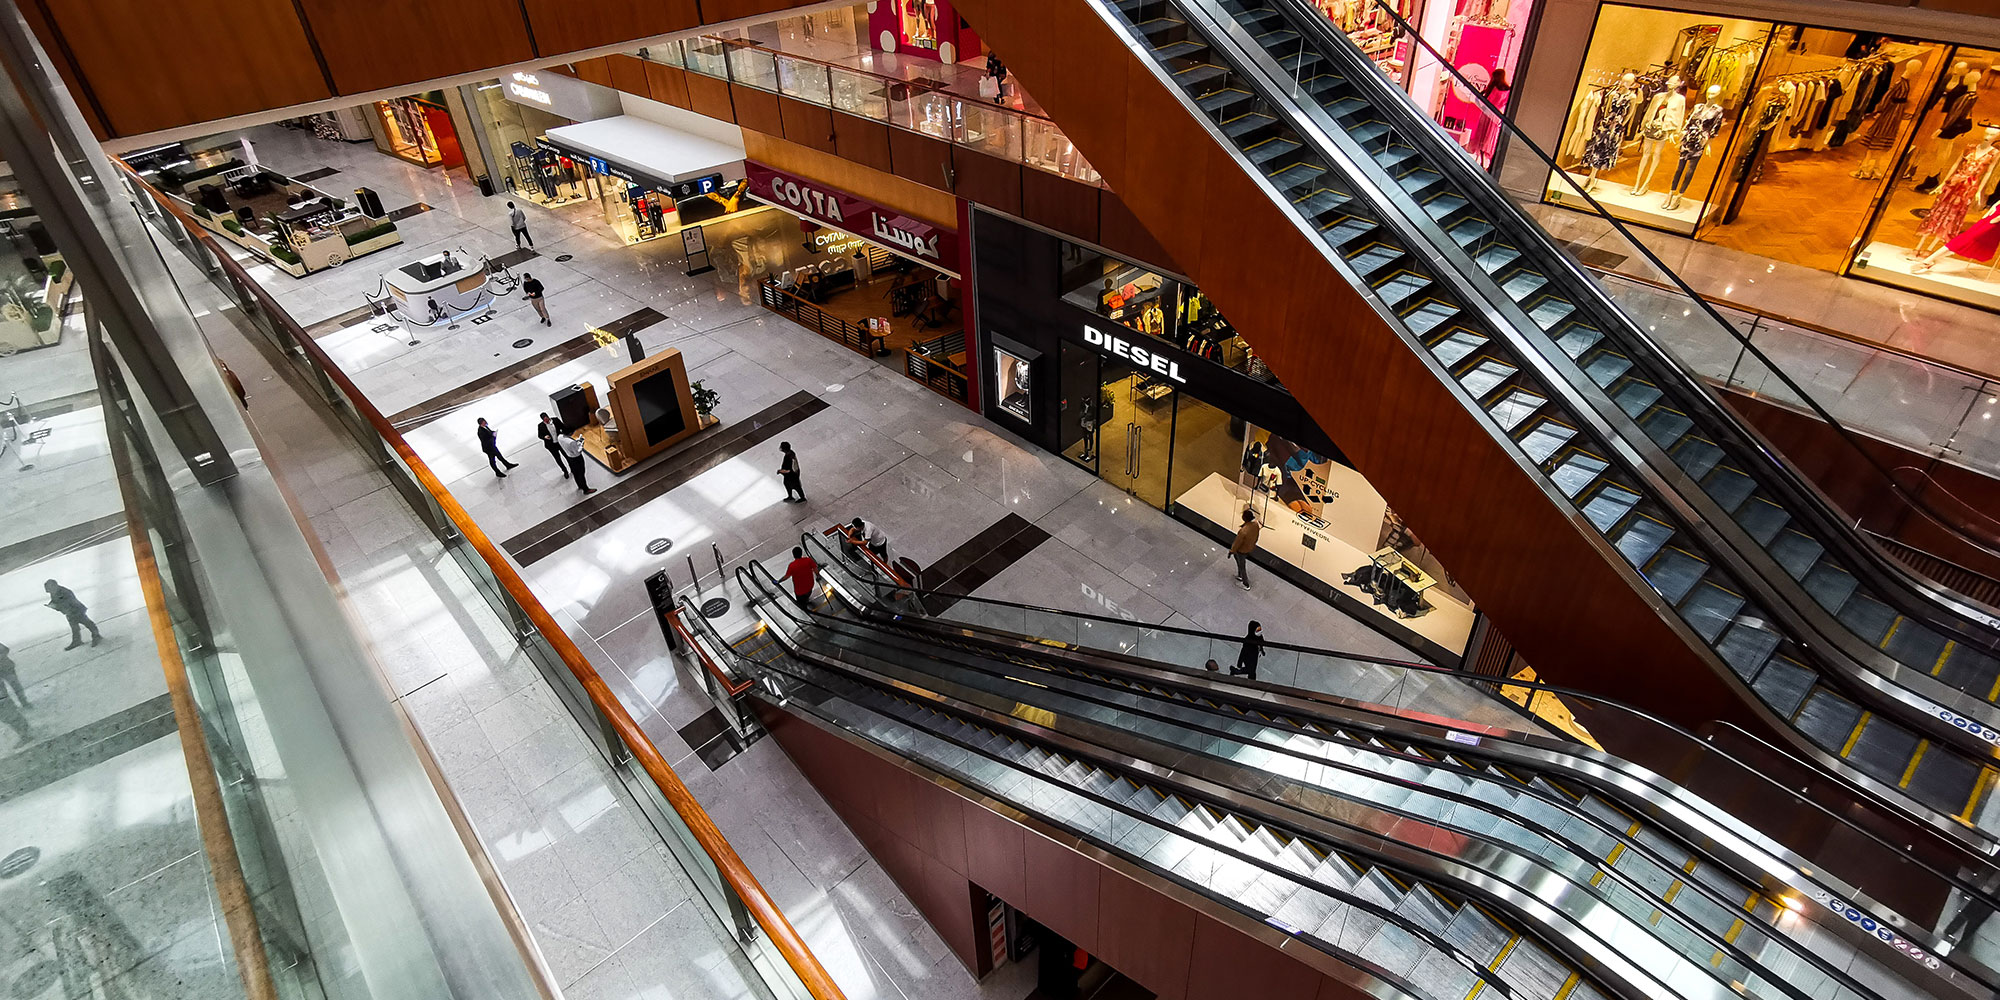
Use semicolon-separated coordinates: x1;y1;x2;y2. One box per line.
977;77;999;99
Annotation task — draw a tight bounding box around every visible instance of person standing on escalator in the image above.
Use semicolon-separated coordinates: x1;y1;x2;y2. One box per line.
1231;621;1264;681
781;546;820;610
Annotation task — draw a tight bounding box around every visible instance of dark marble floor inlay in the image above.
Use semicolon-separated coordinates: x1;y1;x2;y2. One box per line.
502;391;830;566
0;694;176;804
292;167;341;182
916;513;1051;615
677;706;761;770
489;248;540;269
0;513;128;575
386;307;666;427
386;203;433;221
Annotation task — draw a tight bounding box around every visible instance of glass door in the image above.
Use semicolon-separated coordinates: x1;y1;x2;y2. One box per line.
1059;345;1177;510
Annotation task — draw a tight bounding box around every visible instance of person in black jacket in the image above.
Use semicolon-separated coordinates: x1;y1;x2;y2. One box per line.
522;272;550;325
44;579;100;650
476;417;518;478
1231;620;1264;680
777;441;806;503
536;413;569;479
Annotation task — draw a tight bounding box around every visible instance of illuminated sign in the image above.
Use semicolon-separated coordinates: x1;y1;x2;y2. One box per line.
1082;325;1185;384
507;71;552;106
745;161;958;268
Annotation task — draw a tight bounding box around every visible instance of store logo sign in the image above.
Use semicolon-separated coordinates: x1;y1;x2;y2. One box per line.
746;161;959;268
1083;325;1185;384
508;71;552;106
764;176;847;223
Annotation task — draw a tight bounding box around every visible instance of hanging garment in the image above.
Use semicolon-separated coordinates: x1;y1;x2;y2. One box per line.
1942;209;2000;263
1581;86;1636;169
1916;145;2000;244
1562;88;1604;162
1861;76;1910;150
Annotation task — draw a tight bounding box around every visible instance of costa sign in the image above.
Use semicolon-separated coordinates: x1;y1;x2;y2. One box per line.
746;161;958;269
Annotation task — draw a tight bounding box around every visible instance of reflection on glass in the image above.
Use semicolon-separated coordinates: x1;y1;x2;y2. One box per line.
726;44;778;91
993;346;1032;421
686;38;728;79
777;55;830;104
830;66;888;119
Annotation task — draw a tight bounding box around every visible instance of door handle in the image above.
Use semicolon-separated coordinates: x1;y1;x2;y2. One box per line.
1127;424;1138;478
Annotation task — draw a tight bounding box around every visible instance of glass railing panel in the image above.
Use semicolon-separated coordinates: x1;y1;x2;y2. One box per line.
728;43;779;92
652;39;686;68
829;66;888;119
686;37;730;79
959;100;1023;161
777;54;831;105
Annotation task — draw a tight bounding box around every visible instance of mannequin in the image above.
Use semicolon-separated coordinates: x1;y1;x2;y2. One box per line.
1912;127;2000;257
1911;202;2000;274
1630;76;1686;196
1663;85;1725;211
1915;69;1982;193
1579;72;1640;192
1853;59;1921;180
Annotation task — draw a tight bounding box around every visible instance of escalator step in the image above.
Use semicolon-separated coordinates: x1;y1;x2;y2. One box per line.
1374;271;1431;308
1394;885;1456;934
1581;484;1641;532
1441;898;1511;964
1644;548;1709;605
1405;948;1484;1000
1447;217;1495;247
1323;96;1368;119
1882;620;1949;674
1801;562;1859;615
1473;244;1522;275
1245;137;1303;165
1906;747;1981;816
1840;594;1899;645
1347;242;1404;277
1488;388;1546;431
1527;297;1576;330
1793;689;1864;754
1152;39;1206;60
1519;420;1578;464
1321;215;1376;248
1356;868;1403;908
1549;451;1609;498
1751;657;1816;717
1420;192;1470;222
1271;887;1341;935
1939;646;2000;697
1846;715;1920;786
1431;330;1487;368
1554;325;1603;358
1458;358;1518;400
1581;351;1633;388
1494;936;1570;1000
1639;408;1694;448
1267;162;1324;189
1254;29;1301;49
1291;186;1351;217
1701;466;1756;513
1132;16;1183;41
1401;298;1460;335
1610;381;1661;417
1669;436;1723;481
1349;121;1392;147
1196;87;1256;115
1173;64;1228;89
1734;498;1791;546
1219;110;1276;139
1768;529;1825;581
1613;515;1674;568
1716;622;1781;680
1500;270;1550;302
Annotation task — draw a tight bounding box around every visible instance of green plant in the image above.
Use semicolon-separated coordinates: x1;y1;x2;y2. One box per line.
690;380;720;417
192;203;212;220
47;260;64;282
28;303;54;332
268;243;301;266
344;221;396;246
221;218;242;234
260;170;289;185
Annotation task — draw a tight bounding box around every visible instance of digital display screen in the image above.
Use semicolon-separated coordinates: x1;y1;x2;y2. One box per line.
633;369;687;446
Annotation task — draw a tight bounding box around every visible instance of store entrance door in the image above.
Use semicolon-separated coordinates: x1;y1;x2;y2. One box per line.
1060;345;1175;510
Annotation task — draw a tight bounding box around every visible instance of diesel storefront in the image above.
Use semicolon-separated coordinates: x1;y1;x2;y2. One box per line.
972;210;1476;663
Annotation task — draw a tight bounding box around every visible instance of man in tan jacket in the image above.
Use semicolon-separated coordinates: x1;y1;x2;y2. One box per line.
1228;508;1260;591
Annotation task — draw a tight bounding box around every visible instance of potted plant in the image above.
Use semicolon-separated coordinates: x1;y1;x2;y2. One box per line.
691;380;721;429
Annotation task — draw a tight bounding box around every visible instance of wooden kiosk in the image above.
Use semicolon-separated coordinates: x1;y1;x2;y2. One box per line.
569;348;706;473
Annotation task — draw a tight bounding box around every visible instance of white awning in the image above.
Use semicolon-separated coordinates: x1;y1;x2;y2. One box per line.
543;115;745;184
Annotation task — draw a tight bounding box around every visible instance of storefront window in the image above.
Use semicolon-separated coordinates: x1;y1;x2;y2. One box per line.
1404;0;1537;166
993;343;1034;422
376;96;452;167
1318;0;1423;85
1852;47;2000;311
469;81;573;200
1059;243;1173;335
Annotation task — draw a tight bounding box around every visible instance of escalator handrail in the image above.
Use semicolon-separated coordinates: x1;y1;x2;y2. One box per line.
800;530;2000;914
1274;0;2000;626
795;577;1911;1000
668;598;754;696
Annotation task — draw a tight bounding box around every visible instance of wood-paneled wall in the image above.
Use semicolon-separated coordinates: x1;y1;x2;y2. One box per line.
28;0;791;138
947;0;1769;759
755;701;1380;1000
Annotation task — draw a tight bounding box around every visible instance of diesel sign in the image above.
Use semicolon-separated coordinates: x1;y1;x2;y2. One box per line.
1083;325;1186;384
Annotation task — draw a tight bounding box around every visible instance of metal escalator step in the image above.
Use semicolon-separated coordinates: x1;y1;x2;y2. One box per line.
1358;921;1432;981
1554;324;1604;358
1195;87;1255;115
1271;887;1341;935
1488;388;1546;431
1716;622;1781;680
1173;63;1227;89
1245;136;1302;165
1801;562;1859;615
1751;656;1816;717
1578;793;1630;832
1519;419;1578;464
1494;936;1570;1000
1458;358;1517;399
1254;28;1301;48
1846;715;1921;785
1419;192;1469;222
1906;746;1981;816
1266;163;1323;191
1448;217;1495;246
1768;529;1824;581
1500;270;1550;302
1670;436;1723;481
1441;901;1510;964
1152;39;1206;60
1938;645;2000;697
1701;465;1756;513
1355;868;1402;909
1581;350;1633;387
1550;451;1609;498
1612;515;1674;568
1431;329;1487;368
1639;408;1694;448
1320;215;1377;247
1611;380;1661;417
1132;16;1183;41
1580;484;1641;532
1310;855;1357;891
1405;946;1483;1000
1680;582;1745;642
1644;547;1709;605
1373;271;1431;308
1527;296;1576;330
1734;497;1791;545
1394;885;1455;934
1347;242;1403;277
1473;243;1522;275
1218;110;1276;139
1291;186;1350;216
1840;594;1899;645
1793;689;1864;754
1883;619;1949;674
1323;95;1368;119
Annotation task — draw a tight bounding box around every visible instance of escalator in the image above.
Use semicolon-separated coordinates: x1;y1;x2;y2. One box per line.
693;532;1983;1000
953;0;2000;845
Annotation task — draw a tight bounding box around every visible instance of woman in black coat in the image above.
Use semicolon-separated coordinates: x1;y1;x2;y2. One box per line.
1232;621;1265;680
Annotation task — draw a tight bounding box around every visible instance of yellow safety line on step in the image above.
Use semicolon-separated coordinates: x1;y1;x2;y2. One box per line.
1901;741;1930;788
1840;713;1871;757
1488;936;1520;971
1986;666;2000;703
1935;640;1956;677
1958;768;1997;823
1554;973;1581;999
1880;618;1902;650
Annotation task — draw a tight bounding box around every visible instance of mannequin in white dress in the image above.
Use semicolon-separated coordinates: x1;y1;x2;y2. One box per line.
1630;76;1686;197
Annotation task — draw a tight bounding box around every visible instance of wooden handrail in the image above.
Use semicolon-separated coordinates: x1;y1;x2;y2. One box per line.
121;164;848;1000
821;523;909;587
668;605;754;697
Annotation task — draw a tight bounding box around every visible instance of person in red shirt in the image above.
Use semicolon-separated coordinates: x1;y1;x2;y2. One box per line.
781;546;820;610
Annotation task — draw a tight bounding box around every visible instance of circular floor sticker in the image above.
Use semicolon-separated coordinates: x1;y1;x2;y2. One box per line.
0;846;40;879
512;338;534;349
554;254;574;262
700;598;731;619
646;537;673;555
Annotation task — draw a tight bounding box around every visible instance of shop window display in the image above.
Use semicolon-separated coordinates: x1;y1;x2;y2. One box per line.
1406;0;1535;166
1057;241;1276;387
1317;0;1423;85
374;96;459;168
470;80;573;202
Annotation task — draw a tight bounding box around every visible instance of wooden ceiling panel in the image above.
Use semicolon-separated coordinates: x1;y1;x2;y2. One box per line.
297;0;534;96
523;0;698;56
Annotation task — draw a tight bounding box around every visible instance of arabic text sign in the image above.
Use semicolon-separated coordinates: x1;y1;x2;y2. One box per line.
745;161;959;267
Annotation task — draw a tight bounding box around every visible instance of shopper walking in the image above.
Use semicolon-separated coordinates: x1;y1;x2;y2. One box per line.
1231;621;1264;681
536;412;569;479
476;417;519;478
522;272;550;325
0;640;27;707
0;683;28;744
1228;508;1261;591
559;429;597;495
44;579;100;650
777;442;807;503
781;546;821;610
507;201;533;248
